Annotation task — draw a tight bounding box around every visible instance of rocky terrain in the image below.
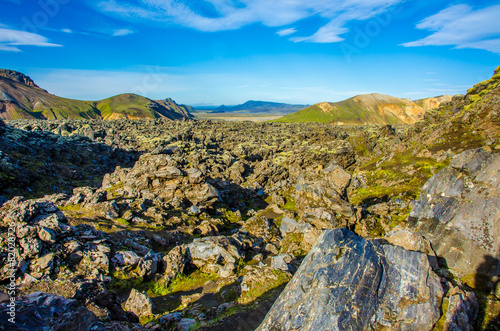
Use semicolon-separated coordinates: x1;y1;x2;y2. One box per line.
0;69;193;120
0;65;499;330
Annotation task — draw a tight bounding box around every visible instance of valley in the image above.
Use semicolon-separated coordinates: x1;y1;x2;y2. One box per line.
0;66;499;331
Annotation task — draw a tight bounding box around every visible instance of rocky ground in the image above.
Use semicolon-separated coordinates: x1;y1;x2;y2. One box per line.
0;66;499;330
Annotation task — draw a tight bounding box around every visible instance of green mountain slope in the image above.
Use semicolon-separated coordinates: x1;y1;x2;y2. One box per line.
273;93;451;125
0;69;192;120
91;95;191;120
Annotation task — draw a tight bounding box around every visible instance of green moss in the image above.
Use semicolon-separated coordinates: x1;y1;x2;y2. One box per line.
475;292;500;330
432;297;449;331
59;203;83;212
350;155;449;206
115;218;130;226
166;271;219;295
280;232;307;257
106;182;124;198
282;197;297;212
109;271;145;292
238;269;291;304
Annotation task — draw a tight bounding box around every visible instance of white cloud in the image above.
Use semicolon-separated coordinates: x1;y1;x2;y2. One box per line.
61;28;73;33
112;28;135;36
92;0;402;43
0;27;61;52
402;4;500;54
277;28;296;37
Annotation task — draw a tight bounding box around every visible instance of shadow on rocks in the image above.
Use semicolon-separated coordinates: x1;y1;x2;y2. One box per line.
473;253;500;330
195;282;287;331
0;121;141;199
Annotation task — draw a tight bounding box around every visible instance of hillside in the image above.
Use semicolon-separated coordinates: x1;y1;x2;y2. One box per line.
214;100;309;114
413;95;453;111
91;95;192;120
273;93;452;125
0;69;193;120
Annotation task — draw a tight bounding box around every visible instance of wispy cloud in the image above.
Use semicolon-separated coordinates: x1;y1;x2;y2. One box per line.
59;26;132;38
277;28;296;37
112;28;135;36
402;4;500;54
0;27;61;52
92;0;402;43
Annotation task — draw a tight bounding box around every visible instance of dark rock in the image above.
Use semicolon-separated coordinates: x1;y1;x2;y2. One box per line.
258;228;443;331
0;119;5;136
442;286;478;331
162;245;189;282
408;148;500;278
0;292;99;330
94;290;140;323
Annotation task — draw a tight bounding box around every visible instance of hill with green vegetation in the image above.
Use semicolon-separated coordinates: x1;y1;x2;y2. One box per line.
273;93;451;125
0;69;193;120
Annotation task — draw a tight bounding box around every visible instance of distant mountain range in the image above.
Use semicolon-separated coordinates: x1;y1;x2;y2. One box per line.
0;69;193;120
1;69;454;125
273;93;453;125
207;100;310;115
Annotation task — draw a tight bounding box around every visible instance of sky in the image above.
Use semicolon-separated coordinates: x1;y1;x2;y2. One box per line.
0;0;499;106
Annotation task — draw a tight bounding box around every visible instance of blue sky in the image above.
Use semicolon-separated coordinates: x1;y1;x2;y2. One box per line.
0;0;499;106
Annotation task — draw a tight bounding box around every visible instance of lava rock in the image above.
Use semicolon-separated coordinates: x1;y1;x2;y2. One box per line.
123;288;155;317
0;292;99;330
258;228;443;331
408;148;500;279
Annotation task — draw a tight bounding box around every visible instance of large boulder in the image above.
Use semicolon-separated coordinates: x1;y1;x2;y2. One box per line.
162;245;189;283
408;148;500;279
186;236;241;277
294;165;356;230
123;288;155;317
258;228;443;331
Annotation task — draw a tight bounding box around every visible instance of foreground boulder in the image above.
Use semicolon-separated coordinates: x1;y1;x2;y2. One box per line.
257;228;443;331
0;292;99;330
408;148;500;279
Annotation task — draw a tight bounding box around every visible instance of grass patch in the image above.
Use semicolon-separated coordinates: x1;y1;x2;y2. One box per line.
349;155;448;206
59;203;83;212
281;197;297;212
475;292;500;330
238;269;291;304
280;232;307;257
168;271;218;293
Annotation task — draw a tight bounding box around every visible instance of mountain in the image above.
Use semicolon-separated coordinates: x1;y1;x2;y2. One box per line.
0;69;193;120
273;93;452;125
90;95;192;120
413;95;453;111
213;100;310;114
